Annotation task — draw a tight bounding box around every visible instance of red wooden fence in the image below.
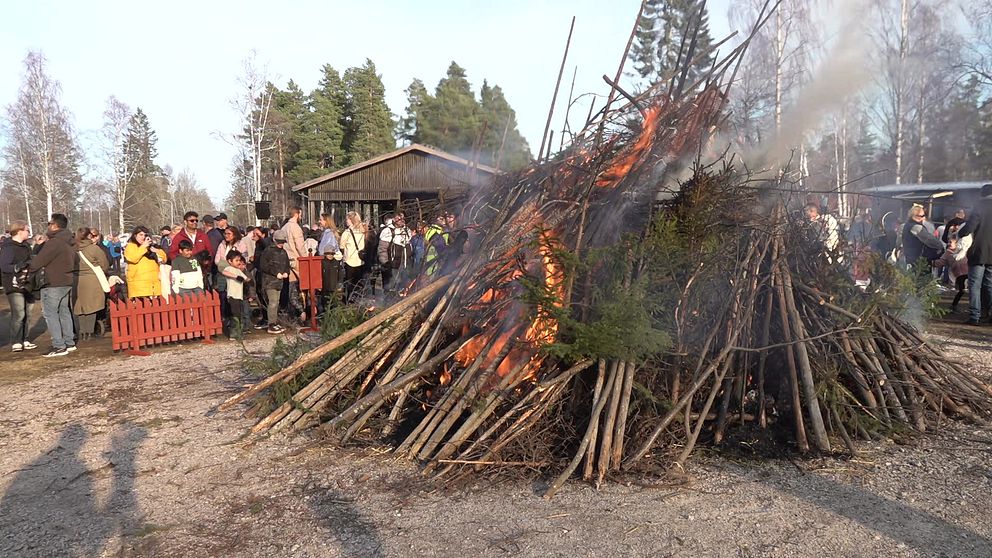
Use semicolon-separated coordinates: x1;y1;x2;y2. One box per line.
109;292;223;355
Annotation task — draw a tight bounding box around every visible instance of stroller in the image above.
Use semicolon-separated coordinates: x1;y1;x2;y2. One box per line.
95;276;127;337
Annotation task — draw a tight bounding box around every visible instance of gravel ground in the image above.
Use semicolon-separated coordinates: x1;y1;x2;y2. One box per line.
1;328;992;557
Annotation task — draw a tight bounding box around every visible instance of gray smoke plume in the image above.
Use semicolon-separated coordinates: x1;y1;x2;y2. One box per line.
750;0;872;171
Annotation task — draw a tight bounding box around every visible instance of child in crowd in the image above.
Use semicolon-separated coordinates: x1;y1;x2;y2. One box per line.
222;250;252;340
170;240;204;296
258;230;291;334
933;230;972;314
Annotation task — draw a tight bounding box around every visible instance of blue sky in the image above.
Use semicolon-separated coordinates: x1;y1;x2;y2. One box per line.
1;0;733;206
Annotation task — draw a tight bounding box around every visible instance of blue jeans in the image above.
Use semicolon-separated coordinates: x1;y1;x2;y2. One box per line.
6;292;29;345
967;264;992;322
41;286;74;350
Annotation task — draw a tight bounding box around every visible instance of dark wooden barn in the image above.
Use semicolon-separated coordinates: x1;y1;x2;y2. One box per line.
292;144;498;227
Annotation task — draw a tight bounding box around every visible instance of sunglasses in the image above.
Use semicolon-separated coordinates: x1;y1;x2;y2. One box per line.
187;219;199;223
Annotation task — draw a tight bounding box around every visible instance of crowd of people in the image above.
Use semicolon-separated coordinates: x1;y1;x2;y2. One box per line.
0;205;469;357
803;184;992;325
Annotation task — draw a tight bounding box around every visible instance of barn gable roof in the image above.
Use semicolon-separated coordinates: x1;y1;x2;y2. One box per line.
292;144;498;193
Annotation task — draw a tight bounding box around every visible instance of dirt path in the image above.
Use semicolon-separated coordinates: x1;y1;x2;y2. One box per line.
2;333;992;557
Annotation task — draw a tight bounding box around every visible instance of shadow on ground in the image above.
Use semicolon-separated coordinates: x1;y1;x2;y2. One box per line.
0;422;147;557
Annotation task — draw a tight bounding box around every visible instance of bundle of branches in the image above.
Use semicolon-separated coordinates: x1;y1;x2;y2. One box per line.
218;4;992;495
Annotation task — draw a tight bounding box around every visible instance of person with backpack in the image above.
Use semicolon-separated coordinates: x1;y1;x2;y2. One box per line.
29;214;77;357
340;211;366;303
378;211;413;294
957;184;992;325
0;221;37;352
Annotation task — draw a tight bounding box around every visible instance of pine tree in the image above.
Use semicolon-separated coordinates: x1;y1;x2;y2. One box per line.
416;62;480;155
628;0;715;89
478;81;531;170
266;81;307;215
398;78;430;145
122;107;163;228
291;65;347;183
341;59;396;165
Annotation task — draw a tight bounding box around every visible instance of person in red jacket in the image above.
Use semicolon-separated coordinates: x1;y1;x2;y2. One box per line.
167;211;213;269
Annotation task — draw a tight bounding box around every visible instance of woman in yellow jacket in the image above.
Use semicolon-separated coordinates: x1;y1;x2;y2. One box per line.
124;226;167;299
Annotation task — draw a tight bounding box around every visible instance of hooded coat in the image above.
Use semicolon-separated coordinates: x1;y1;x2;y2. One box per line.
124;241;167;298
75;237;110;315
0;236;33;294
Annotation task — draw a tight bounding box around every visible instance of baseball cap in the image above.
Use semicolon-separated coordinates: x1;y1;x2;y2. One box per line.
216;212;229;221
273;230;288;242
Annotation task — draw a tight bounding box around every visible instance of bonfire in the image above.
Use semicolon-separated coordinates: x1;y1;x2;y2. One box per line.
219;2;992;497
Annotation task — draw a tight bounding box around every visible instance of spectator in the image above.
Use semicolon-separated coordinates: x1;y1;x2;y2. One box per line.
258;230;291;334
215;226;246;331
410;220;426;269
803;203;840;253
222;250;251;340
901;205;944;271
423;214;448;277
105;234;123;273
74;228;110;341
159;226;173;253
170;240;204;296
441;212;468;275
29;214;77;357
317;213;342;307
957;184;992;325
280;207;307;321
340;211;366;303
378;211;413;294
168;211;212;263
933;232;972;314
207;213;227;256
0;221;37;352
123;226;167;299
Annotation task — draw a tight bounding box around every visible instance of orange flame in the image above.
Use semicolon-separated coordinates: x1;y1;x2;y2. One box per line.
595;104;662;188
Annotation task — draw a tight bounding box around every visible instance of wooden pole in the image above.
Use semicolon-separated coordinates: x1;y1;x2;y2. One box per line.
538;15;576;163
218;276;451;410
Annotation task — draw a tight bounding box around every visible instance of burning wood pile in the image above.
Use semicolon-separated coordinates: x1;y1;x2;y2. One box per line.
220;6;992;497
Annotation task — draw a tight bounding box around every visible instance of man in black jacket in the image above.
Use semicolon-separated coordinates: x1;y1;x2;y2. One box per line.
29;214;77;357
0;221;37;352
958;184;992;325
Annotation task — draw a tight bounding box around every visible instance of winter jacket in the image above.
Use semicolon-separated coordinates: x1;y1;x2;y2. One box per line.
902;220;944;266
29;228;76;288
934;235;972;281
280;220;307;281
124;242;166;298
959;196;992;265
0;236;32;293
74;238;110;315
378;224;413;269
167;228;212;265
170;255;204;292
258;243;290;292
207;227;224;258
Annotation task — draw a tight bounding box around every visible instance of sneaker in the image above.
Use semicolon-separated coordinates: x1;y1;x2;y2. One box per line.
42;348;69;358
267;325;285;334
66;346;77;352
11;343;22;352
253;323;268;330
22;341;37;350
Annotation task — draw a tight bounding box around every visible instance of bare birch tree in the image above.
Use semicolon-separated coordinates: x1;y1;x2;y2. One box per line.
12;51;81;218
101;96;136;234
229;51;276;223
